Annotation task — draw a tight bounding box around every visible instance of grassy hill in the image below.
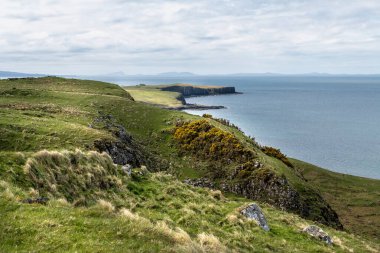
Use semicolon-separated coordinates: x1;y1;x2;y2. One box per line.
0;77;379;252
125;85;185;108
292;159;380;239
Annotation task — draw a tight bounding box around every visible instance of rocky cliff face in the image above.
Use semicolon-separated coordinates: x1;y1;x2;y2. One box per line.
161;85;236;97
91;114;167;171
223;172;343;230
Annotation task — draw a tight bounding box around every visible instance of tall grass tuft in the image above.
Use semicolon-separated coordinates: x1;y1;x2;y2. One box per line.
97;199;115;212
23;149;125;203
197;232;226;253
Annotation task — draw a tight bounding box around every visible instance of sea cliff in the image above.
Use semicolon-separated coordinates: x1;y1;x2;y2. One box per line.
160;84;236;97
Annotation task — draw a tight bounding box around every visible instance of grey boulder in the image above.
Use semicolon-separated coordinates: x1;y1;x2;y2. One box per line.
303;225;333;245
241;203;270;231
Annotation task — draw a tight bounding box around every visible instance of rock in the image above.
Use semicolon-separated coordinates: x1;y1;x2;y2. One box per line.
183;178;215;188
122;164;132;176
22;197;49;205
94;140;142;167
303;225;333;245
131;166;150;178
253;161;261;168
92;113;148;167
240;203;270;231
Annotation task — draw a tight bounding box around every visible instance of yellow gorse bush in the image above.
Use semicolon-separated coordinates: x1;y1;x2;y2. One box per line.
174;120;254;163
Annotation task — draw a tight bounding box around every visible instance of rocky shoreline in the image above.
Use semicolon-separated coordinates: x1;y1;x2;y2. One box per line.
161;84;238;97
171;103;226;110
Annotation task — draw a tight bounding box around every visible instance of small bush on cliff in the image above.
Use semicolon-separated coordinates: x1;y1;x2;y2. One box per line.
202;114;212;118
202;114;241;131
261;146;293;168
173;120;254;163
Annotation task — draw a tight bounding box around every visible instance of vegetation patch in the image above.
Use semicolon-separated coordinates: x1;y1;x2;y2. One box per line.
202;113;242;131
1;169;378;252
125;86;185;108
24;149;124;204
261;146;294;168
174;119;255;163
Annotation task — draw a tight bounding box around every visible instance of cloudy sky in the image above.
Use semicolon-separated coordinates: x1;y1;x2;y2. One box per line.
1;0;380;75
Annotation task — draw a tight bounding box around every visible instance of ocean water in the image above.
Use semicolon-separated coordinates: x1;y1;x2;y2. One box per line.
119;75;380;179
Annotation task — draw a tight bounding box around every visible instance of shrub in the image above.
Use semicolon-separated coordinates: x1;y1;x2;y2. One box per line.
173;120;254;163
202;113;213;118
261;146;293;168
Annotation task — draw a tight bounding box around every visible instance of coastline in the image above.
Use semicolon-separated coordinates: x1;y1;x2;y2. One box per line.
174;92;242;110
125;84;241;110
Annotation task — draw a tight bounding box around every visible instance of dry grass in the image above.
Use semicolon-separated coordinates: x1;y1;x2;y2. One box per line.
209;190;224;200
23;149;124;203
97;199;115;212
154;221;192;245
197;233;226;253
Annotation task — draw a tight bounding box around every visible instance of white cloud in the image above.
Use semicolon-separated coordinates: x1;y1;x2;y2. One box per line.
0;0;379;74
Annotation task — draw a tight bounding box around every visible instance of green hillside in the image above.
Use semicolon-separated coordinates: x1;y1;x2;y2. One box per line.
292;159;380;239
0;77;378;252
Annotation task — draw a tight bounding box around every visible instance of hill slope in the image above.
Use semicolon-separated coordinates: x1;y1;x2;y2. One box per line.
292;159;380;239
0;77;378;252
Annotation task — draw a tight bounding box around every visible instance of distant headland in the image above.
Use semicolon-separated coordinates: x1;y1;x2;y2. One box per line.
124;83;239;110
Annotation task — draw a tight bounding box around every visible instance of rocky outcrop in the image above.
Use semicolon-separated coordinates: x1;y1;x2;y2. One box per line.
22;197;49;205
303;225;333;245
94;140;143;167
161;85;236;97
241;203;270;231
177;94;186;105
183;178;215;188
223;172;301;212
184;170;342;230
91;114;144;167
222;170;343;230
170;104;226;110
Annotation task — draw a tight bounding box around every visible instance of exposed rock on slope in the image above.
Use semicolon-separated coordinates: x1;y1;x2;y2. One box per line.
224;171;343;229
91;114;166;171
241;203;270;231
303;225;333;245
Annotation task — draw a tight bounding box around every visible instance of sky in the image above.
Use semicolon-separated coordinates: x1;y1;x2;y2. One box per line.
1;0;380;75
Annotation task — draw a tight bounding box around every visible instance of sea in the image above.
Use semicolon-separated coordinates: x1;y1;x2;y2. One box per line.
108;75;380;179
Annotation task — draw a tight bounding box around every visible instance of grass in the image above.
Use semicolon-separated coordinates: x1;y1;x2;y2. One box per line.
0;77;379;251
124;86;184;108
292;158;380;241
1;158;379;252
